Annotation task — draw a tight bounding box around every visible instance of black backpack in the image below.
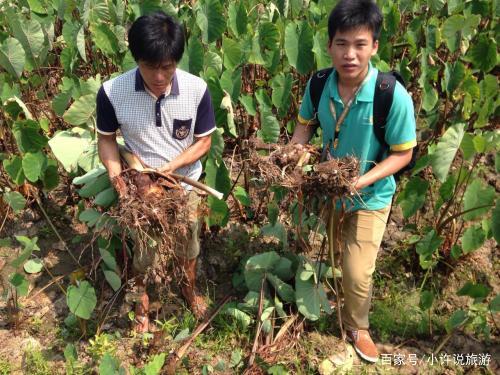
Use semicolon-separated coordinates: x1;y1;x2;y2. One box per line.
309;68;417;181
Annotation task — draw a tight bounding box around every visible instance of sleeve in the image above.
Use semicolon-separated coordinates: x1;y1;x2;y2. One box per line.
96;86;120;134
385;82;417;151
297;78;317;125
193;87;216;137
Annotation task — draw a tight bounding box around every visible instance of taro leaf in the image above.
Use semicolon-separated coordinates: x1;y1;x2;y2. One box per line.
196;0;226;44
220;93;237;137
9;272;29;296
221;302;252;329
90;24;119;57
207;196;229;227
103;270;121;292
462;180;495;221
186;37;204;76
27;0;47;14
63;94;96;126
24;259;43;274
430;123;465;182
313;30;331;70
267;201;279;226
261;306;275;322
255;89;272;109
22;151;47;182
416;230;443;269
78;173;111;198
461;225;485;254
258;107;280;143
266;273;295;303
284;20;314;75
173;328;189;342
273;257;293;281
94;187;117;208
209;128;224;160
42;165;60;191
76;25;86;62
66;280;97;319
79;208;102;227
422;81;438;112
261;222;288;249
0;38;25;78
144;353;166;375
271;73;293;117
460;133;475;160
239;95;257;116
204;51;223;76
3;192;26;213
99;353;123;375
465;34;497;73
234;186;251;207
457;281;491;302
443;61;465;95
3;156;26;185
419;290;434;310
222;37;242;70
472;134;486;153
220;68;242;103
493;199;500;244
204;156;231;196
244;251;281;292
72;166;106;186
8;17;46;66
395;176;429;218
64;343;77;363
490;295;500;313
445;310;468;333
262;318;272;334
228;2;247;37
12;120;48;153
99;248;118;271
296;276;331;321
441;15;463;52
77;141;100;172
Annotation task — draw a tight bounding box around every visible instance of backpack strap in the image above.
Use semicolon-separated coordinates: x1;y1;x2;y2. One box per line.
310;68;333;118
373;71;397;163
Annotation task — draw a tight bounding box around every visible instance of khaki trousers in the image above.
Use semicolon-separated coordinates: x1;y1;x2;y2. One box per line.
132;191;201;273
328;205;391;330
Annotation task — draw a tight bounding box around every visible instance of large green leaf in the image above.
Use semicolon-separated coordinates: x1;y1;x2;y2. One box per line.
3;156;26;185
78;173;111;198
284;21;314;75
416;230;443;269
258;107;280;143
63;94;96;126
144;353;166;375
3;192;26;213
222;37;242;70
103;270;121;292
295;276;331;321
12;120;48;153
465;34;497;73
22;151;47;182
220;68;242;103
206;196;229;227
42;165;60;191
461;225;486;254
493;199;500;244
462;180;495;220
0;38;26;78
443;61;465;95
24;259;43;274
8;16;46;67
445;309;468;333
196;0;226;44
228;2;247;37
94;187;117;207
441;15;463;52
244;251;281;291
419;290;434;310
312;30;331;70
220;92;237;137
266;273;295;303
422;81;438;112
73;166;106;185
79;208;102;227
9;273;29;296
457;281;490;301
66;281;97;320
90;24;119;57
204;156;231;195
271;73;293;117
396;176;429;218
181;37;204;76
76;25;87;62
430;123;465;182
48;129;92;172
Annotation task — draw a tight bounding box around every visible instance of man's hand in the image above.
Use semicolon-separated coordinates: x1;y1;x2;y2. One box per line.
111;175;128;198
157;162;173;174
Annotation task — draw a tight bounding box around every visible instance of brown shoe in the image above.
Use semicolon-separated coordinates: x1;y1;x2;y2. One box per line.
179;258;208;319
346;329;379;363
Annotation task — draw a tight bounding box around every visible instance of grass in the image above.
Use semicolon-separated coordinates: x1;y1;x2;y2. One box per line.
24;347;52;375
0;358;12;375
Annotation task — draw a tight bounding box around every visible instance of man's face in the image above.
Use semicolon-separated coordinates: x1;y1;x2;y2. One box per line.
138;60;177;97
327;27;378;84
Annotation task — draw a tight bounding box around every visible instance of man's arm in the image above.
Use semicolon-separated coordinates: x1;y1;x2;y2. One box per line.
158;134;212;174
97;133;122;178
353;148;413;190
291;122;316;145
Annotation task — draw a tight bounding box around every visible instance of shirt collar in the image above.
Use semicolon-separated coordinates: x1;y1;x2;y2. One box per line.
134;67;180;96
329;61;377;103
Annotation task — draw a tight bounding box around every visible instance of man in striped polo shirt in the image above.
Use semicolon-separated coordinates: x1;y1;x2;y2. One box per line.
96;12;216;332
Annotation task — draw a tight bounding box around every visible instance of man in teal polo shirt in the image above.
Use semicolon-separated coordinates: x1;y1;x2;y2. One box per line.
291;0;416;363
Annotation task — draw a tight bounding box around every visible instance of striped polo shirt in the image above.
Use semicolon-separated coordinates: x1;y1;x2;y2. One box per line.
96;67;216;181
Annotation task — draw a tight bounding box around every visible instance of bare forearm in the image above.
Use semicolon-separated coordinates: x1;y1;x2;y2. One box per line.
160;135;211;172
291;122;315;145
355;149;413;189
97;135;122;178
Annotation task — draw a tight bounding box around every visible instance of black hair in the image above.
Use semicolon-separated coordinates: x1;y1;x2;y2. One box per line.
128;11;185;63
328;0;383;42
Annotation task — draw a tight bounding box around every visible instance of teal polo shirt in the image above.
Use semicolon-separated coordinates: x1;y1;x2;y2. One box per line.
298;63;416;211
